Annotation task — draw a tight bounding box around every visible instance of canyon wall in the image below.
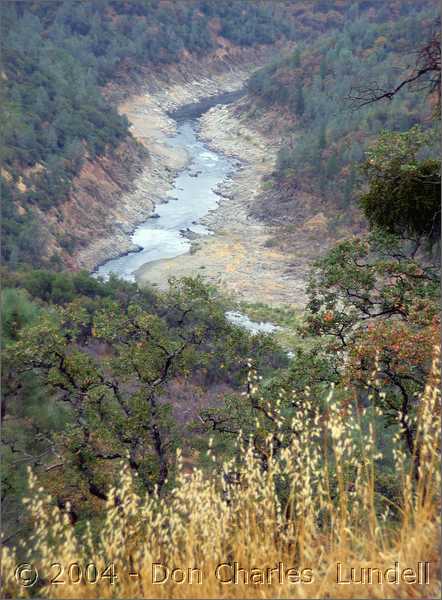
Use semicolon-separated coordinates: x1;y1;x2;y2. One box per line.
48;46;284;270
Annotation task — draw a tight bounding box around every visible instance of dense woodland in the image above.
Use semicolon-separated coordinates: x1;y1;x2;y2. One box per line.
247;0;439;231
1;2;441;597
0;0;349;267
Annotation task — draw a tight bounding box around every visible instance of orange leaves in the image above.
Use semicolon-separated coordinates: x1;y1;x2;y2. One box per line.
323;310;334;323
346;315;440;386
374;35;387;46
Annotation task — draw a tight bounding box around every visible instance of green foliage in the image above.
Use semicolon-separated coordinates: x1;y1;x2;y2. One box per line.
0;4;127;265
1;288;41;344
208;1;293;46
247;1;439;215
304;229;439;453
1;273;284;538
0;179;47;268
0;0;300;268
294;86;305;117
306;230;439;343
360;126;441;240
21;269;106;304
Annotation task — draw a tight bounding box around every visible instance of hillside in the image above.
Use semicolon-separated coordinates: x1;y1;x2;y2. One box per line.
0;0;362;269
245;0;439;245
4;0;424;270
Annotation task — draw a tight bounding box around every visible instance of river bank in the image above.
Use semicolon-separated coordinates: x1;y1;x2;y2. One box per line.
83;48;316;308
135;100;308;307
95;119;236;281
75;58;266;271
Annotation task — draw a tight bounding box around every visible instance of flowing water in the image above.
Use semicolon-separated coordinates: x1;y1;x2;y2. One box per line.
225;311;282;335
95;102;280;337
95;120;235;281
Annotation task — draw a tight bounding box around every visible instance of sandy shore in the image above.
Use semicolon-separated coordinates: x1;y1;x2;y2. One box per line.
135;102;308;307
76;61;257;270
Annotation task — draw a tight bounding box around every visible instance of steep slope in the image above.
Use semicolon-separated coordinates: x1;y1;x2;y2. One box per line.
1;0;392;271
0;1;291;269
244;0;439;246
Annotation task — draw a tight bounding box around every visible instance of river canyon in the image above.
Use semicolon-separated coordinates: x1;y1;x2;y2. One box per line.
92;66;313;311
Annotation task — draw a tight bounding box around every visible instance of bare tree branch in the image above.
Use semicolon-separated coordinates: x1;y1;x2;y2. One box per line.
348;33;441;110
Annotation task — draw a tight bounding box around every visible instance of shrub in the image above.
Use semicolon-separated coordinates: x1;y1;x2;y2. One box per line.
2;352;440;599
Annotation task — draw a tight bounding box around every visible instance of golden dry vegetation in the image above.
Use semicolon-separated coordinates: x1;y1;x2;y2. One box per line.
2;351;440;599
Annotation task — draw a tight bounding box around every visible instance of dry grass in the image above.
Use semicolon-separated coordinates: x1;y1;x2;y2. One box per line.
1;352;440;599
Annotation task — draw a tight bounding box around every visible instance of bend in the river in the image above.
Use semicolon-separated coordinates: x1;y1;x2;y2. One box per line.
95;93;282;338
96;104;236;282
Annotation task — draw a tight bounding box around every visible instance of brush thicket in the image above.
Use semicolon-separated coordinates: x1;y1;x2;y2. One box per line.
2;350;440;599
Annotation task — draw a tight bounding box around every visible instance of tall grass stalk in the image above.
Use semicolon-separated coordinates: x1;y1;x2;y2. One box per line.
2;351;440;599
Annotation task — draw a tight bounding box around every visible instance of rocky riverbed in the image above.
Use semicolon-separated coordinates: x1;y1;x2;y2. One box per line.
76;61;258;270
135;101;308;307
84;50;321;308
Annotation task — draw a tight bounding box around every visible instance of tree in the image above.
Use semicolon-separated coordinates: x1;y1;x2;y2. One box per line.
325;153;339;178
290;49;301;68
349;32;441;109
305;230;440;454
360;126;441;242
344;314;439;456
1;288;40;344
294;85;305;117
318;122;327;150
320;58;327;82
2;278;258;509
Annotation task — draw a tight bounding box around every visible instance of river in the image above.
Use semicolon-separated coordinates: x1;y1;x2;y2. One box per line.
95;119;235;281
95;97;280;337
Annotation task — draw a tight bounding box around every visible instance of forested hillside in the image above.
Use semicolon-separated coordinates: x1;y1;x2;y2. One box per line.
0;0;358;269
0;0;421;268
247;0;439;235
